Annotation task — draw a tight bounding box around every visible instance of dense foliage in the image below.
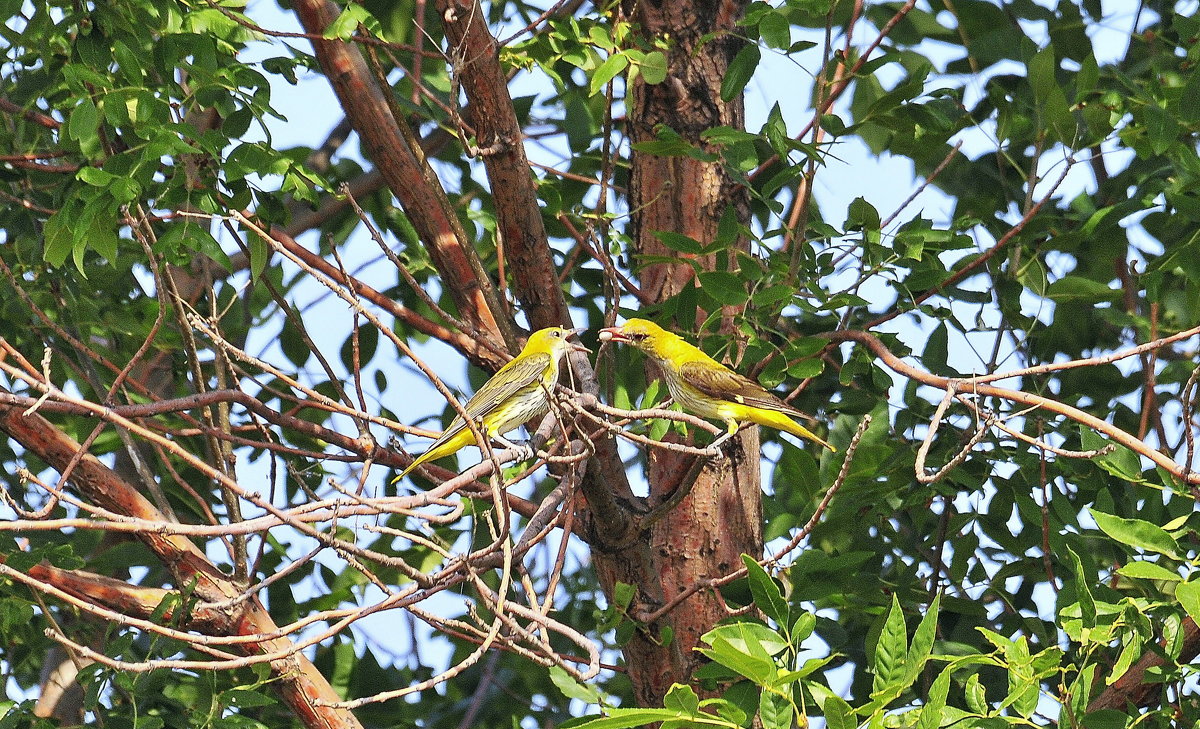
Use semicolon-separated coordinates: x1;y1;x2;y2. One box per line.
3;0;1200;727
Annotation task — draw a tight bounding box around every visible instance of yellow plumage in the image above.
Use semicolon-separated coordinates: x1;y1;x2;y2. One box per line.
599;318;834;451
396;327;588;480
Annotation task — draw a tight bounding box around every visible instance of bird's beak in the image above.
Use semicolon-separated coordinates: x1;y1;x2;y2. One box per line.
567;327;591;353
597;326;627;343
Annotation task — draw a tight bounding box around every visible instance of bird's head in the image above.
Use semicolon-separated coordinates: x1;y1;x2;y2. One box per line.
598;318;674;357
525;326;590;357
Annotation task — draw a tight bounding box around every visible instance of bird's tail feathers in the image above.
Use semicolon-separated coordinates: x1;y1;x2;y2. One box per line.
752;408;836;452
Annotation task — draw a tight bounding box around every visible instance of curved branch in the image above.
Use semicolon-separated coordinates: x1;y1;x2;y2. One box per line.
825;329;1200;485
0;393;362;729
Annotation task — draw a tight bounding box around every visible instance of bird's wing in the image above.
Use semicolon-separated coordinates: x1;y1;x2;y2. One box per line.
678;360;801;415
432;352;553;445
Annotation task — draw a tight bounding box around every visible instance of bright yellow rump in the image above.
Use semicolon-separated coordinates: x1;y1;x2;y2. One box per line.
722;402;835;452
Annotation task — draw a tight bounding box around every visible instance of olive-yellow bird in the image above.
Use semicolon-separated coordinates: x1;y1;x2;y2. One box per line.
599;318;834;451
396;326;589;480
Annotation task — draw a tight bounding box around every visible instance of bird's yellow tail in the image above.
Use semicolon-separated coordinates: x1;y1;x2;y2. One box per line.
394;431;472;483
752;408;836;452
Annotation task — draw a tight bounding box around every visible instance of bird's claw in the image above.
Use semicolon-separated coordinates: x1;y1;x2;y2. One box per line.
707;431;735;457
495;436;538;463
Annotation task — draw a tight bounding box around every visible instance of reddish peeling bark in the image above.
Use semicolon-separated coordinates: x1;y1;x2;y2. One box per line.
594;0;757;707
1087;619;1200;713
435;0;571;332
626;0;751;302
293;0;511;352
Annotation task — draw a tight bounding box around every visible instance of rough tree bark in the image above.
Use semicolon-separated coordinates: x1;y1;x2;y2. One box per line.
590;0;760;706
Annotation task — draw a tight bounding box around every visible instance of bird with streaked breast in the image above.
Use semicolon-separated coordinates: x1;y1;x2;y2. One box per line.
598;318;835;451
396;326;590;481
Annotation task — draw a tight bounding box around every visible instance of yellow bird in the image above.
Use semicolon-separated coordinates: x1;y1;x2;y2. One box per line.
599;318;834;451
396;326;589;480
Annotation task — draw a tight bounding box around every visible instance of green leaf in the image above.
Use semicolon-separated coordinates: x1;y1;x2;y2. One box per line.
322;4;383;40
1065;663;1096;721
568;708;731;729
67;98;101;156
43;206;75;267
248;234;269;279
640;51;668;85
778;654;836;684
720;44;760;102
1107;634;1142;685
1117;561;1180;582
328;638;356;696
964;673;987;714
904;592;940;685
1026;45;1075;144
1176;580;1200;626
1098;445;1145;482
742;555;788;626
871;594;907;696
1143;103;1178;155
1180;68;1200;123
758;11;791;50
1079;427;1144;481
82;216;119;265
917;667;951;729
698;271;749;306
223;688;277;709
663;683;698;715
1089;508;1178;557
340;324;380;371
550;665;603;704
822;694;855;729
1066;547;1096;627
922;322;953;376
1006;637;1039;718
789;611;815;643
590;52;629;96
698;623;785;684
632;126;719;161
844;196;881;233
161;223;231;272
654;231;704;254
1045;275;1121;303
76;166;114;186
589;25;615;51
613;581;636;610
280;321;312;368
759;690;793;729
702;622;788;657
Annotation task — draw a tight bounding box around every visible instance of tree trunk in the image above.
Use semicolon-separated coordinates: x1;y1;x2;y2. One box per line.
591;0;758;706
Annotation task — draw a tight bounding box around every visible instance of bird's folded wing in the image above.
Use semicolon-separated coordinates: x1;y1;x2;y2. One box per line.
432;352;553;445
679;360;802;415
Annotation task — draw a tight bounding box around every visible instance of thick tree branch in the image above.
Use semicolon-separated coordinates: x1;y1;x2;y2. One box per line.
292;0;513;351
0;397;364;729
1087;617;1200;713
436;0;569;330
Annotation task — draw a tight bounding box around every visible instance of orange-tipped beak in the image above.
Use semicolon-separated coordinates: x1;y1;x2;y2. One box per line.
597;326;627;343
